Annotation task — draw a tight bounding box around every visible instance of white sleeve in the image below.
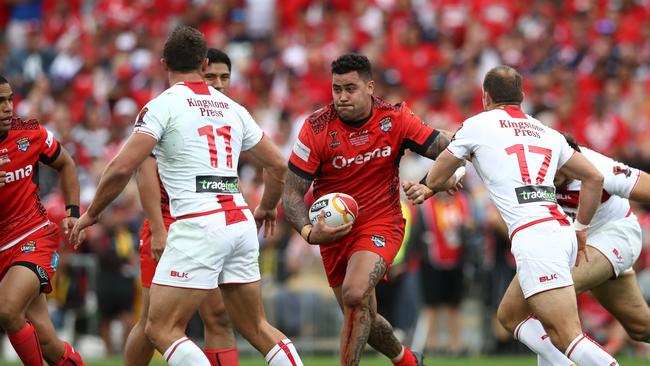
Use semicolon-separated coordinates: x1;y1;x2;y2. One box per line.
556;132;575;168
239;107;264;151
446;120;476;160
132;96;170;141
603;159;641;198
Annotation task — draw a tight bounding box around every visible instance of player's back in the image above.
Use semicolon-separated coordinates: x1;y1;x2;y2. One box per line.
134;82;263;218
451;106;574;238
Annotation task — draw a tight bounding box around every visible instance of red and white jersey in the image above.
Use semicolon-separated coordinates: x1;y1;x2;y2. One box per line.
556;147;641;230
289;97;437;227
447;106;574;239
133;81;263;218
0;118;61;250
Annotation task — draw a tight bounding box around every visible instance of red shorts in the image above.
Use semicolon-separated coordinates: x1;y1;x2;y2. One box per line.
0;223;60;293
139;218;174;288
320;219;405;288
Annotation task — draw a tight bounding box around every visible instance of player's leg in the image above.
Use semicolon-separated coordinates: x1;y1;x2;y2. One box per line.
0;264;44;366
124;287;155;366
220;281;302;366
571;245;615;294
26;294;85;366
591;271;650;343
198;288;238;366
497;276;573;365
145;284;211;365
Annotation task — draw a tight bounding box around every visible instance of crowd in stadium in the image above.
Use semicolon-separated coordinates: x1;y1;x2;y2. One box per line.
1;0;650;360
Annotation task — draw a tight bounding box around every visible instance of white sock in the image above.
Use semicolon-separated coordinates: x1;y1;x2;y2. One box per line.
163;337;211;366
264;339;304;366
565;334;618;365
514;317;574;366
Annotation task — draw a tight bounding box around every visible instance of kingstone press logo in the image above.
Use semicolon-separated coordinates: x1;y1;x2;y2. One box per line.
515;185;557;204
195;176;240;193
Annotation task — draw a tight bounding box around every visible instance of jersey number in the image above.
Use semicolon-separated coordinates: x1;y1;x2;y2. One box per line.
505;144;552;185
198;125;233;169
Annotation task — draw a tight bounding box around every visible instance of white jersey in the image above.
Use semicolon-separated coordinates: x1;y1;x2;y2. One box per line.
133;81;263;218
447;106;574;239
557;147;641;230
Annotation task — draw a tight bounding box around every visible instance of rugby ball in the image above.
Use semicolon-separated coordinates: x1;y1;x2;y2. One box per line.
309;192;358;227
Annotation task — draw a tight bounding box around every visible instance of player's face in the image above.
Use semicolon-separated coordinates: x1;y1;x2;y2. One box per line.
204;63;231;93
332;71;373;121
0;83;14;133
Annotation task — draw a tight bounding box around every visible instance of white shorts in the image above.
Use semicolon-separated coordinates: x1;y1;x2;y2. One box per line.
587;214;642;277
152;209;261;289
512;220;577;299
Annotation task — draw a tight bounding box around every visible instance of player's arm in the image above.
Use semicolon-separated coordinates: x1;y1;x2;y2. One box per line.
559;152;604;228
135;155;166;260
46;145;81;235
70;134;157;246
246;135;287;237
423;150;465;192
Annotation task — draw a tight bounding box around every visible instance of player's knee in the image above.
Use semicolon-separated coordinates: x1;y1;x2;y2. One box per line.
143;318;162;345
204;308;233;334
341;286;370;309
496;303;517;333
0;300;23;330
625;322;650;342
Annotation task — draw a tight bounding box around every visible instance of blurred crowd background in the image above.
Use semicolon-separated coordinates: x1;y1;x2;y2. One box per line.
1;0;650;360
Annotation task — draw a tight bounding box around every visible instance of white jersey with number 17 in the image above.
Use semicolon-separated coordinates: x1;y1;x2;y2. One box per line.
447;106;575;239
133;81;263;218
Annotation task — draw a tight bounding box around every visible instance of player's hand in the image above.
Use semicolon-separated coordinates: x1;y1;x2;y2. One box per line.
70;212;98;249
62;217;85;243
151;228;168;261
0;157;10;187
253;205;277;238
308;211;353;244
446;181;464;195
574;228;589;266
402;180;433;204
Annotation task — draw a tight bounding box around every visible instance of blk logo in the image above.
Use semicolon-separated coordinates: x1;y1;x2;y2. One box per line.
170;270;189;279
539;273;558;283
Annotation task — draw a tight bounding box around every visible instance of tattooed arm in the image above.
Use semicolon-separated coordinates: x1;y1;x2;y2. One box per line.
282;169;353;244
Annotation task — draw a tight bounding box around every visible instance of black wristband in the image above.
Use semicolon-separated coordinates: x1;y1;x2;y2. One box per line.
66;205;80;218
419;173;428;185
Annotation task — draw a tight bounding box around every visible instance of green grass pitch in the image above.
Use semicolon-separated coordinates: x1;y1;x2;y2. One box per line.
1;356;648;365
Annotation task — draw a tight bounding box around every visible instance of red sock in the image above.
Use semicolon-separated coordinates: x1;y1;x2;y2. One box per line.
392;346;417;366
205;347;239;366
7;322;43;366
54;342;86;366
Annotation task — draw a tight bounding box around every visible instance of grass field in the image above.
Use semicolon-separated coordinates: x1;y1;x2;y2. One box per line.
1;356;648;365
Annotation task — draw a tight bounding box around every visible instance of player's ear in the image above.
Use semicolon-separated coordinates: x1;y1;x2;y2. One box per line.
367;79;374;95
160;58;169;72
200;58;208;73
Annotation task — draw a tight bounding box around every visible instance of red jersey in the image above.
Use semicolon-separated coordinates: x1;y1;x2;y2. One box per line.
0;118;61;250
289;97;437;227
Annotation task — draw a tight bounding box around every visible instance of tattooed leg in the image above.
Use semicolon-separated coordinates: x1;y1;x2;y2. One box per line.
339;251;387;366
367;310;403;358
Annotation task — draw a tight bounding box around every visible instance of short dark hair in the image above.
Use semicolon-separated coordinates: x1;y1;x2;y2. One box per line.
0;75;8;85
207;48;231;71
163;26;207;73
331;53;372;80
483;65;523;105
562;133;581;152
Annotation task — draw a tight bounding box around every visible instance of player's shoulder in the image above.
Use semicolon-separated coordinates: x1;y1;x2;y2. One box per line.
304;103;338;135
372;96;406;113
10;117;41;131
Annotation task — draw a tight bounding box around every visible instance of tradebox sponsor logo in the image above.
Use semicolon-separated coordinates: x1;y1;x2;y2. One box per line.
195;176;240;193
515;185;557;204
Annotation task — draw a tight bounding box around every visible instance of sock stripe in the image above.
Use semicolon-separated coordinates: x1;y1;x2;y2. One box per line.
565;334;586;358
514;314;535;340
584;334;616;359
165;338;191;362
278;340;298;366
